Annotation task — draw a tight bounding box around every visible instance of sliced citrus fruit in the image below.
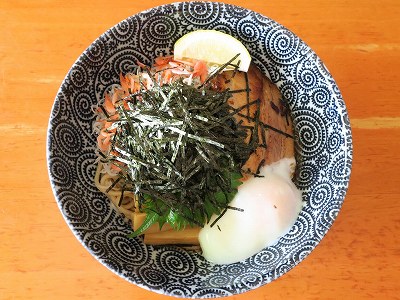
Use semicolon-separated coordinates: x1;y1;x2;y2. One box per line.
174;30;251;72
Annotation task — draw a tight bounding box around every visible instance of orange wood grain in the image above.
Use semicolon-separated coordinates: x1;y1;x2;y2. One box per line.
1;0;399;299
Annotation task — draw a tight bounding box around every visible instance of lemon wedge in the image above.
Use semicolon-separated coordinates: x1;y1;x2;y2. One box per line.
174;30;251;72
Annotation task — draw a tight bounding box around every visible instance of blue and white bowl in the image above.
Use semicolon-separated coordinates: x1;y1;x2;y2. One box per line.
47;2;353;298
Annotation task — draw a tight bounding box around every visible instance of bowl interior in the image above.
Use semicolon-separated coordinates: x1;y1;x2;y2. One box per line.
47;2;352;298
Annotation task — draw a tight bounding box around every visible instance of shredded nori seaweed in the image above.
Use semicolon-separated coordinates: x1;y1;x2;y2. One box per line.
102;75;256;235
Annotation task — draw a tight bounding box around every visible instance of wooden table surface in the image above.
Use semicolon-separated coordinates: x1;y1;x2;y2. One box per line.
1;0;399;299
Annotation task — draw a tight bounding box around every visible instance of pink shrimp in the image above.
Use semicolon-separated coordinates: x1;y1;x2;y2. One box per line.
119;73;131;96
104;92;116;114
193;60;208;83
155;55;173;66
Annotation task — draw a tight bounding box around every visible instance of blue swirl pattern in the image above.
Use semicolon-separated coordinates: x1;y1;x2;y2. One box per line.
47;2;353;298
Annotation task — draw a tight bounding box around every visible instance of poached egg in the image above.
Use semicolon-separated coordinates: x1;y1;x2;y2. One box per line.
199;157;303;264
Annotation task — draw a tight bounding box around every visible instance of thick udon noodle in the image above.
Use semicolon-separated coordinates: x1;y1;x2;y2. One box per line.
94;163;137;221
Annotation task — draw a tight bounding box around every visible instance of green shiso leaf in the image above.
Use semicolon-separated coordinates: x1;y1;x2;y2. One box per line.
127;210;159;238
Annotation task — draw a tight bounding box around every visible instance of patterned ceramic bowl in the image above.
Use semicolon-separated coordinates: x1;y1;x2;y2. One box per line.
47;2;352;298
